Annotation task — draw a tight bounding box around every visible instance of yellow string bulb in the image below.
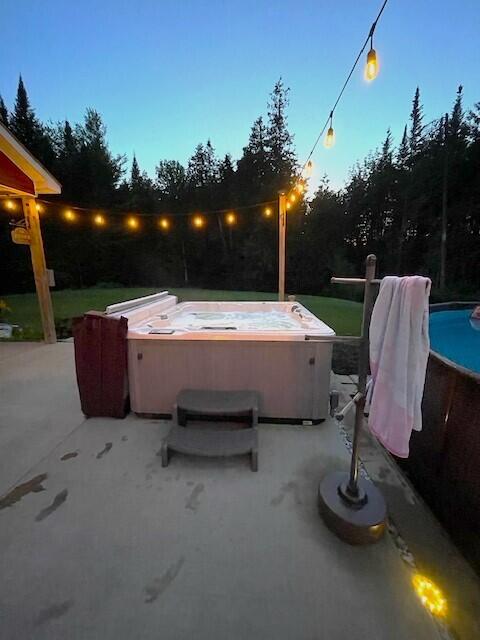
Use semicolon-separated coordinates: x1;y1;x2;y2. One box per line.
5;199;16;211
324;126;335;149
225;212;236;226
94;214;105;226
159;217;170;231
365;48;379;81
193;215;205;229
64;209;76;222
127;216;139;230
36;203;44;213
305;160;313;177
264;207;273;218
289;193;297;203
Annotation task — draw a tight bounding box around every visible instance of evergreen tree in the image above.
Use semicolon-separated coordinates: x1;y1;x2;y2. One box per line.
467;101;480;142
381;128;393;164
156;160;186;204
248;117;267;153
126;153;157;212
408;87;424;158
187;140;219;189
218;154;236;205
0;96;9;127
9;76;55;167
236;117;270;201
449;85;468;144
10;76;39;144
219;153;235;183
53;120;80;199
265;78;296;185
74;108;126;205
397;125;409;167
131;154;141;187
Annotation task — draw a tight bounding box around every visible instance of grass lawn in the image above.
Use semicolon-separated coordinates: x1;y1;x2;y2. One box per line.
2;287;362;339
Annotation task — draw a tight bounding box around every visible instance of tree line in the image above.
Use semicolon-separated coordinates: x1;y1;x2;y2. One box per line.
0;77;478;298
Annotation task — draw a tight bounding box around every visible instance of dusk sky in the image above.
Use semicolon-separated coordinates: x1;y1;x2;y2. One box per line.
2;0;479;190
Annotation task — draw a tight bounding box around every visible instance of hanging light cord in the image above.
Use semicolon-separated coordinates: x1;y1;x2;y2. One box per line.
34;197;277;219
301;0;389;173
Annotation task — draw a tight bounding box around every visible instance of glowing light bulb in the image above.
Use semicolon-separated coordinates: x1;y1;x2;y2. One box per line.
289;193;296;203
264;207;272;218
159;217;170;230
94;214;105;226
193;215;205;229
225;212;236;226
286;202;291;210
324;126;335;149
305;160;313;177
412;575;447;618
127;216;139;229
365;48;379;81
296;182;304;194
64;209;76;222
5;199;15;211
36;203;44;213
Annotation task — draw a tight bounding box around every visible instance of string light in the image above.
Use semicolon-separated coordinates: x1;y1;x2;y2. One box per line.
295;181;305;194
286;202;292;211
300;0;388;167
36;203;44;213
31;198;278;229
289;193;297;203
193;215;205;229
365;46;379;81
225;212;236;226
412;575;447;618
5;199;16;211
324;113;335;148
127;216;139;230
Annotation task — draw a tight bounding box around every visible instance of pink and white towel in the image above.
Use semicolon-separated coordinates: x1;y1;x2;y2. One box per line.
368;275;431;458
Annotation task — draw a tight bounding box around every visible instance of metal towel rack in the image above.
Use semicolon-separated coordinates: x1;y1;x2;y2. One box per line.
308;254;387;545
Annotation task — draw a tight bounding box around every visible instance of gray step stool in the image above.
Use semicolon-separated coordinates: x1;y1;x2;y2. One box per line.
161;389;259;471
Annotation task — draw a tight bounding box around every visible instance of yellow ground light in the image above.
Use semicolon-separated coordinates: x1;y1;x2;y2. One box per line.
412;574;447;617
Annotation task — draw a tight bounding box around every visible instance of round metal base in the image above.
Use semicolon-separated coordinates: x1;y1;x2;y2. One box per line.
318;471;387;545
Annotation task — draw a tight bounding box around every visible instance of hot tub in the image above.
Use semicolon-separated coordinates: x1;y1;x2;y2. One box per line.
106;292;335;422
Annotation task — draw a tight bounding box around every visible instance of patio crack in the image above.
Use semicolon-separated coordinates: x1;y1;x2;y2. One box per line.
35;600;74;626
144;556;185;603
35;489;68;522
185;483;204;511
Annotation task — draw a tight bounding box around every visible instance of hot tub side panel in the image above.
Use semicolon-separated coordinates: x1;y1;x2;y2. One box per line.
127;339;332;421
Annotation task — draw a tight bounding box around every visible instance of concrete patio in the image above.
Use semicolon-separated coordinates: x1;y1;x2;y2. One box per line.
1;342;479;639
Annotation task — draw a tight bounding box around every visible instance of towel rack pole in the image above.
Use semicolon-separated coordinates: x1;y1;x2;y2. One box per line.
317;253;387;545
347;253;377;495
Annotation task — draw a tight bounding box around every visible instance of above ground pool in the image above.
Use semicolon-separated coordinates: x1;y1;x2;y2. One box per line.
407;302;480;565
429;307;480;373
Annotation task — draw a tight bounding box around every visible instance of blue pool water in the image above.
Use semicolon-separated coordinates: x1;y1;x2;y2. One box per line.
429;309;480;373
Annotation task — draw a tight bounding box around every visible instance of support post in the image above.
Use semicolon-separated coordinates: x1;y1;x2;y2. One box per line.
440;113;448;290
22;197;56;343
278;192;286;301
346;254;377;496
317;253;386;544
